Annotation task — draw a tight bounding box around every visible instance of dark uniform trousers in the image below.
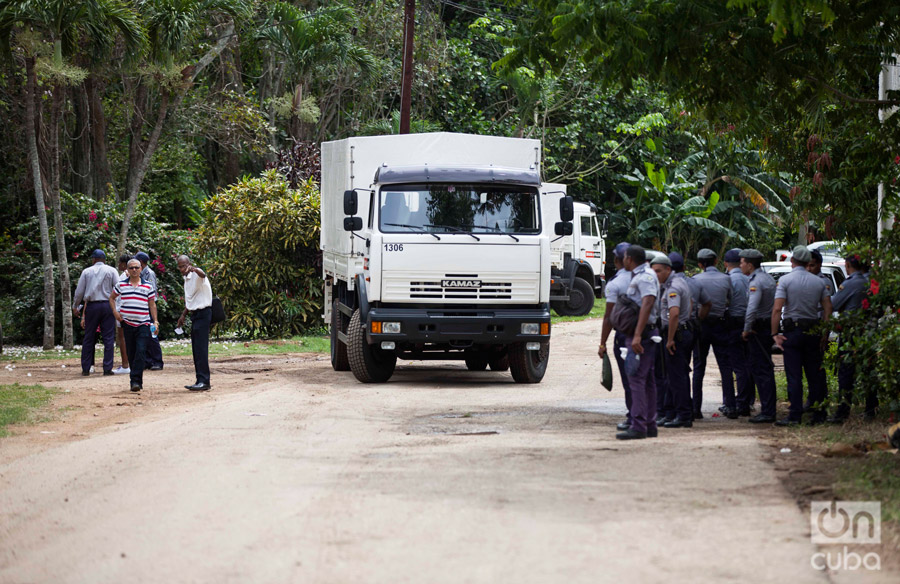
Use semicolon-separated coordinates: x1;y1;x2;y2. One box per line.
190;306;212;385
657;327;693;421
724;318;754;410
692;318;731;412
613;332;633;423
835;337;878;417
746;321;777;418
81;301;116;373
627;334;658;435
782;325;827;421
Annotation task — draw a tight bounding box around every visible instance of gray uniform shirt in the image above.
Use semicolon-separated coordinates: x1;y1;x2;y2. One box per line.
727;267;750;318
73;262;120;306
744;268;776;332
625;263;659;324
141;265;158;293
659;272;692;327
675;272;703;320
775;266;828;321
604;267;631;305
693;266;732;318
831;271;868;313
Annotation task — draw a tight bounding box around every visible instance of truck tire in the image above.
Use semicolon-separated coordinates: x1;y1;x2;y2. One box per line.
488;354;509;372
464;353;488;371
330;300;350;371
508;341;550;383
348;309;396;383
565;277;595;316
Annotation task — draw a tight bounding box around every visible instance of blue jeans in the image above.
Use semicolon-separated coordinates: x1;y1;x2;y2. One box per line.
123;324;150;386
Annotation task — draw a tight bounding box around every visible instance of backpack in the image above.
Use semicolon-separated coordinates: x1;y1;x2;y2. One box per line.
609;294;641;336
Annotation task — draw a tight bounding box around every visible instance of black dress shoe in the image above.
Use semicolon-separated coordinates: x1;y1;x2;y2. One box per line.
718;405;728;413
130;383;142;392
693;410;704;420
724;408;739;420
737;408;752;417
82;371;90;377
647;427;658;438
664;418;693;428
774;418;800;427
748;414;776;424
656;414;674;425
149;364;164;371
616;420;631;430
616;428;647;440
103;370;114;376
185;383;211;391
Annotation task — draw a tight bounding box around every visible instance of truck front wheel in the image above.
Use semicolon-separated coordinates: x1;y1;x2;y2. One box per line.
508;341;550;383
348;309;396;383
330;300;350;371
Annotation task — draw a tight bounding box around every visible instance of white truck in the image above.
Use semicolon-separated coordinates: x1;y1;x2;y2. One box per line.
542;184;609;316
320;132;574;383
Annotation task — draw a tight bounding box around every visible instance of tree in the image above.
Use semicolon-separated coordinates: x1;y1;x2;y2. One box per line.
117;0;250;258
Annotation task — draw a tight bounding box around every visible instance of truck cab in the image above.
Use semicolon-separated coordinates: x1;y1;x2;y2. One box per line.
321;133;573;384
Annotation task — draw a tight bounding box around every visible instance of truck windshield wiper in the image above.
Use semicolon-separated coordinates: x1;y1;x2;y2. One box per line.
384;222;441;240
425;224;480;241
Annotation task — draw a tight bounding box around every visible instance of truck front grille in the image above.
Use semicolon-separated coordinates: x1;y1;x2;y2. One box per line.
383;273;538;303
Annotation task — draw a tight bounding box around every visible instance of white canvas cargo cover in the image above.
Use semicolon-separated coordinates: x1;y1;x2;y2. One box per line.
321;133;542;257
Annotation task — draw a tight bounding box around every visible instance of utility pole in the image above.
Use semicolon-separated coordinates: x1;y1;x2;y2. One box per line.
877;56;899;240
399;0;415;135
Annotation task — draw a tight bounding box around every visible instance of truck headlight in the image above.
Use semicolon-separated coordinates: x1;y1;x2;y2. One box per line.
382;322;401;334
521;323;540;335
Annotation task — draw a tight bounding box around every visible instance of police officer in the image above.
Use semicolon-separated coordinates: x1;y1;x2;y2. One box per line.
598;242;633;431
827;254;874;423
739;249;778;424
807;250;835;299
651;255;694;428
616;245;659;440
691;249;733;418
772;245;833;426
723;248;754;416
670;252;704;419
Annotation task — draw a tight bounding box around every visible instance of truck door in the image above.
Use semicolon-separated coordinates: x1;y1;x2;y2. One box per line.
578;213;605;284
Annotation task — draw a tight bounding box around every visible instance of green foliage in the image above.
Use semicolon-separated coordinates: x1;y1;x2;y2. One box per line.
826;229;900;411
196;170;322;337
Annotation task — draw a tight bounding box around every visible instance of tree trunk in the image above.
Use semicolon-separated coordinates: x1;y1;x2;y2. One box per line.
86;76;115;200
24;57;55;350
71;83;93;196
117;21;236;258
50;83;74;350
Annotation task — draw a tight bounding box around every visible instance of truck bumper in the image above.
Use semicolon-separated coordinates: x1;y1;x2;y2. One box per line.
366;306;551;345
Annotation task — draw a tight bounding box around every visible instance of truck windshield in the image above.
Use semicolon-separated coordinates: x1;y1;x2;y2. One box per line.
379;183;540;235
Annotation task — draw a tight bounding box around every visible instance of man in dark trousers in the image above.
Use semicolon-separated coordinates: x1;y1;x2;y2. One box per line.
739;249;778;424
176;255;213;391
691;249;733;417
135;251;164;370
73;249;120;376
827;254;873;422
651;255;694;428
723;248;754;416
772;245;832;426
598;242;633;431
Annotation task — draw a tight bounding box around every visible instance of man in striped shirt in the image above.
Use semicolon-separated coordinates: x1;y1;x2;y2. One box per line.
109;259;159;392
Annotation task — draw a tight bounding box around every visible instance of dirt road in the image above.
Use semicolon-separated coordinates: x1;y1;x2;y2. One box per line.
0;320;891;583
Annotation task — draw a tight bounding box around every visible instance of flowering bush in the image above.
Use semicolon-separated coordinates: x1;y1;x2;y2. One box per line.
827;228;900;413
0;192;193;342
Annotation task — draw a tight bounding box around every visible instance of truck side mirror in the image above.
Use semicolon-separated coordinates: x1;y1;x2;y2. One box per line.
554;222;573;236
343;190;358;216
559;196;574;222
600;214;609;237
344;217;363;231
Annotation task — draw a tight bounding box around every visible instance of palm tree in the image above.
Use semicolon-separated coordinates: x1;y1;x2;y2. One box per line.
117;0;250;257
257;2;375;143
0;0;145;349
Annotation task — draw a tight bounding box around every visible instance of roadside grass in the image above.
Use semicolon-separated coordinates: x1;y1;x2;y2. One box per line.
0;335;329;363
0;383;58;437
836;453;900;523
551;297;606;324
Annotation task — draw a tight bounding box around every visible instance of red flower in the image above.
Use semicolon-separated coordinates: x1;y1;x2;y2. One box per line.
16;240;22;245
870;280;880;296
862;298;870;310
895;155;900;164
73;252;79;258
88;211;97;222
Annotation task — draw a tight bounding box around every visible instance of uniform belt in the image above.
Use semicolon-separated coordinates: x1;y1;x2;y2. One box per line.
784;318;818;332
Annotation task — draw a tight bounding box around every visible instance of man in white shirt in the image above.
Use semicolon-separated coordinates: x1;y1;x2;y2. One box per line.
176;255;213;391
